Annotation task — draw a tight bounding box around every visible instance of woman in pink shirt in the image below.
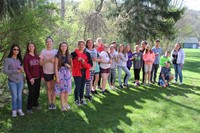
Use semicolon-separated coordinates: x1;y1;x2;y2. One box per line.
143;44;155;86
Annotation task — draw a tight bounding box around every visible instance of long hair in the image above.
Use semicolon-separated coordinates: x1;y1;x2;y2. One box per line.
25;42;37;55
8;44;23;65
118;44;126;56
126;44;132;53
86;38;94;49
144;44;153;54
57;42;71;69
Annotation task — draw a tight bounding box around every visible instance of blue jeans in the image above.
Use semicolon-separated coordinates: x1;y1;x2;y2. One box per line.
173;64;183;83
117;66;131;85
8;80;24;110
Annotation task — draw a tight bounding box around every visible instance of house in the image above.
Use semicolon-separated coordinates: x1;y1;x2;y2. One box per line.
182;37;199;49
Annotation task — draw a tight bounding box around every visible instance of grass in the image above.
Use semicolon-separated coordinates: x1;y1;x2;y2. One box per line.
0;49;200;133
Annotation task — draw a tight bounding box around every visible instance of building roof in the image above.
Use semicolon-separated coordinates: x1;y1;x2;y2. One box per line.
183;37;199;44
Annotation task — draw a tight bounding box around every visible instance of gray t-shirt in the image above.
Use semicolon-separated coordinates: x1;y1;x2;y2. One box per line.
3;58;23;83
132;52;143;69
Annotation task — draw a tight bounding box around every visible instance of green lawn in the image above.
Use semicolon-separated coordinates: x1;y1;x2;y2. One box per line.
0;49;200;133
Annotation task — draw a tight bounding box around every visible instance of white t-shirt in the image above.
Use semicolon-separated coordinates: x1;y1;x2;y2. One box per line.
110;50;118;69
100;51;111;69
39;49;58;74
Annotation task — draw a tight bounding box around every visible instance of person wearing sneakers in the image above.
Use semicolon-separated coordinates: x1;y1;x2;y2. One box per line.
85;39;99;101
158;61;174;88
171;43;185;85
54;42;72;111
71;40;92;106
143;44;155;86
39;36;58;110
99;44;112;94
24;42;43;114
132;45;143;86
108;44;118;90
117;44;131;88
3;44;25;117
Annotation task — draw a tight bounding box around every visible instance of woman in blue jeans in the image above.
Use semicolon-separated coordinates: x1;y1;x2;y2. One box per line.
3;44;25;117
117;44;131;88
171;43;185;84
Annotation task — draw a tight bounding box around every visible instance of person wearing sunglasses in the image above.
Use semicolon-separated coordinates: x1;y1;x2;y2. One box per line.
3;44;25;117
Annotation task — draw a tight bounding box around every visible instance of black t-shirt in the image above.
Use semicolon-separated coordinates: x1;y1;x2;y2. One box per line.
172;50;178;64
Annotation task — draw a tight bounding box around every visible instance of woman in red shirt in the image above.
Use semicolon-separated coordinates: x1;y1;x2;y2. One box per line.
71;40;93;106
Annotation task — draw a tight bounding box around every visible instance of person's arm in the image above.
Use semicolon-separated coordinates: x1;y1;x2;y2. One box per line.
23;55;32;80
54;57;60;84
3;59;19;75
181;49;185;67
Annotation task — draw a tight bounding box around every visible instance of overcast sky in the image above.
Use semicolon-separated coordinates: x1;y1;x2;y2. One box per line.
183;0;200;10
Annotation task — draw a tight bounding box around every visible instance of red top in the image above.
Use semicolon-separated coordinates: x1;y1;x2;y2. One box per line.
72;49;91;80
97;43;104;53
143;52;155;65
23;53;44;80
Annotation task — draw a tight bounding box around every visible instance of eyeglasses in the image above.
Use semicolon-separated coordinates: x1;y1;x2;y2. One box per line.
13;49;19;51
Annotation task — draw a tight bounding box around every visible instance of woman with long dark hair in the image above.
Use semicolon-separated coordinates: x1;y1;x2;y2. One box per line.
24;42;43;113
54;42;72;111
3;44;25;117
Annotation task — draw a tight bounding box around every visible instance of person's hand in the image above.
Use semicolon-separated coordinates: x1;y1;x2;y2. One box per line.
92;57;96;61
50;58;55;63
165;82;168;86
118;54;122;58
65;63;71;69
56;78;60;84
30;78;35;85
180;63;183;68
108;60;112;64
41;77;45;82
19;66;24;73
81;59;85;64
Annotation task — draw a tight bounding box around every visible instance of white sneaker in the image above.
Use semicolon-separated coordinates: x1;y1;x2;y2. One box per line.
174;81;177;84
17;109;25;116
65;104;70;110
12;110;17;117
179;82;183;85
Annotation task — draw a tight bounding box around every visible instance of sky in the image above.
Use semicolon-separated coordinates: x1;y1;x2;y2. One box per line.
183;0;200;11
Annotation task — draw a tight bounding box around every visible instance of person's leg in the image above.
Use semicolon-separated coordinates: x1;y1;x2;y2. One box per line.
173;64;178;82
150;64;155;82
73;77;81;101
33;78;41;107
60;92;65;108
94;73;99;91
17;80;23;110
8;81;17;111
154;64;159;82
50;80;56;108
117;66;122;86
123;67;131;85
112;68;116;87
101;73;107;91
108;69;112;86
98;73;102;88
177;64;183;83
26;79;34;110
142;63;145;83
80;74;86;101
46;81;52;105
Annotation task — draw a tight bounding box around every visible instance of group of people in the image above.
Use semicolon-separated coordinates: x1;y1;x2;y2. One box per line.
3;37;185;117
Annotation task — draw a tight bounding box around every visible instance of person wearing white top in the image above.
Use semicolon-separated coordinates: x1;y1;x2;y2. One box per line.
117;44;131;88
99;44;112;94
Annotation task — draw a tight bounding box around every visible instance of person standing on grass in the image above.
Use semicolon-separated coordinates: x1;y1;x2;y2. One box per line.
151;39;162;83
96;37;104;89
92;43;101;94
54;42;72;111
117;44;131;88
39;36;58;110
24;42;43;114
3;44;25;117
171;43;185;85
108;44;118;89
71;40;92;106
159;51;171;68
158;61;174;88
85;39;99;101
140;41;148;84
123;44;133;84
132;45;143;87
143;44;155;86
99;44;112;94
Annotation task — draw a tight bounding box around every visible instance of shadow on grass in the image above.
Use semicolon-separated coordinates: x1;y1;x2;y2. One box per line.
0;82;200;133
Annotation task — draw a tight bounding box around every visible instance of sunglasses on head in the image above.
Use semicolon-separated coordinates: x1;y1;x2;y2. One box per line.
13;49;19;51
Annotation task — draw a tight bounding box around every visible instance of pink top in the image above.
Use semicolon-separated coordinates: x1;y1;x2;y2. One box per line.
39;49;58;74
143;52;155;65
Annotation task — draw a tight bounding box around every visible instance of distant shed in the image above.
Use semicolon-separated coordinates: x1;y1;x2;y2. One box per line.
182;37;199;49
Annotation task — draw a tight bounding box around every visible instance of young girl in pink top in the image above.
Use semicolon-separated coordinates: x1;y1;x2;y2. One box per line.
143;44;155;85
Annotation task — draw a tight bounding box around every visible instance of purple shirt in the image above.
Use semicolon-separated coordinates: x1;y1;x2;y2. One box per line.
127;51;133;68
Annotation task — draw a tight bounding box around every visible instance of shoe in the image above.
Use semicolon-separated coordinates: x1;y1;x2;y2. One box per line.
33;106;41;110
104;89;110;93
12;110;17;117
102;90;105;95
91;90;95;94
135;83;138;86
174;81;177;84
75;100;81;106
120;85;123;88
94;90;98;94
80;99;87;105
26;109;33;114
51;104;57;110
65;104;70;110
61;106;67;112
179;82;183;85
124;84;129;89
17;109;25;116
48;104;52;110
84;95;93;102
